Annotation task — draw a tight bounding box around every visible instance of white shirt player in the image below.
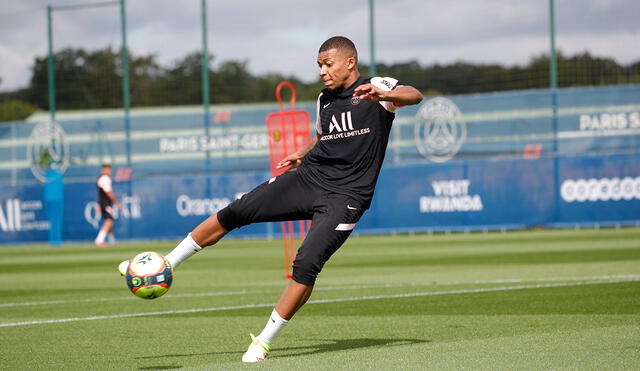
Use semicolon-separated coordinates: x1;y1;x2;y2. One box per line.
97;174;113;193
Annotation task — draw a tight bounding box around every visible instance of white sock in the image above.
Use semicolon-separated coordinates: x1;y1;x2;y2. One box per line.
107;233;116;245
95;230;107;244
165;233;202;269
256;309;289;345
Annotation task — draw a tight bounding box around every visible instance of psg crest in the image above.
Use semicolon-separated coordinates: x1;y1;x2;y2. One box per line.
27;120;69;182
414;97;466;163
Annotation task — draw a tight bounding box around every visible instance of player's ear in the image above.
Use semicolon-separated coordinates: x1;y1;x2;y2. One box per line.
346;56;356;71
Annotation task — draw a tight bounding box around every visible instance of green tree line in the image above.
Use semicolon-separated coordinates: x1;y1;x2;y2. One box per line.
0;47;638;120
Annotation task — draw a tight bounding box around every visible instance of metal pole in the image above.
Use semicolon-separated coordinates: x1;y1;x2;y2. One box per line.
120;0;131;167
549;0;560;227
119;0;133;241
201;0;211;179
47;5;56;121
368;0;376;77
201;0;210;118
549;0;558;153
549;0;557;90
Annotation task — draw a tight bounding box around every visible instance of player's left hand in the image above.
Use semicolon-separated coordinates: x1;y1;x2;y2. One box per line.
354;83;387;102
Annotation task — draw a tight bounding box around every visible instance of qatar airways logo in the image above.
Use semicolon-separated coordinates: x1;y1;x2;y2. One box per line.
84;195;142;228
561;177;640;202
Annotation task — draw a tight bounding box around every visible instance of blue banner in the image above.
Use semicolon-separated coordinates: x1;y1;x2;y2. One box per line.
1;153;638;244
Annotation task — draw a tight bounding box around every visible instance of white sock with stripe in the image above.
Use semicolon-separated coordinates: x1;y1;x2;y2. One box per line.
256;309;289;345
165;233;202;269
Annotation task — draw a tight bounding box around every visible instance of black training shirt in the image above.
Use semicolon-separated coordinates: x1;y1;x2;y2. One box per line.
299;76;398;208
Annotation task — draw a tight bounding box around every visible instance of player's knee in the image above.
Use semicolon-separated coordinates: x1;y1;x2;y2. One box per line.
292;255;324;286
216;202;246;231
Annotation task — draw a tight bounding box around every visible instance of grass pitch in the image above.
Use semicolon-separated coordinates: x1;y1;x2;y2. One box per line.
1;228;639;370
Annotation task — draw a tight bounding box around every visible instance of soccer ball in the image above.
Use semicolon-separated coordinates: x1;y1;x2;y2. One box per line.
125;251;173;299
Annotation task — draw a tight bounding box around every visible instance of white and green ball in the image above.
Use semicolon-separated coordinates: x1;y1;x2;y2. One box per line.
125;252;173;299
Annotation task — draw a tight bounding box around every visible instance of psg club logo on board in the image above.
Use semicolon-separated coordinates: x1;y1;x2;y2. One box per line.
27;120;69;182
414;97;466;163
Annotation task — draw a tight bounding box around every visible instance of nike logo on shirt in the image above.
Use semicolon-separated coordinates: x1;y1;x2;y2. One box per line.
347;205;357;210
323;103;331;109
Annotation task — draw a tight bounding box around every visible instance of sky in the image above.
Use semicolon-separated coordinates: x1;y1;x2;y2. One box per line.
0;0;639;92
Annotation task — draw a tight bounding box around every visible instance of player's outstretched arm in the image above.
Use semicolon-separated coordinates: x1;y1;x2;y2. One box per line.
276;134;320;169
354;84;423;106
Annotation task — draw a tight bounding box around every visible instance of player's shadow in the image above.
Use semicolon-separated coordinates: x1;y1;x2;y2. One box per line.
135;337;429;362
278;338;430;358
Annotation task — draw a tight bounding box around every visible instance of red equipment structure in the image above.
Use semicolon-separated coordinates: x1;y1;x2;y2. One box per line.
265;82;313;279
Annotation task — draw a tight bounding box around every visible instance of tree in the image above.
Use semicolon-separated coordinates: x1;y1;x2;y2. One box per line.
14;47;640;110
28;47;121;110
212;60;256;103
0;100;38;123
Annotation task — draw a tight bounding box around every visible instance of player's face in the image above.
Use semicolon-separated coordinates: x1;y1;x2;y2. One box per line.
317;48;356;90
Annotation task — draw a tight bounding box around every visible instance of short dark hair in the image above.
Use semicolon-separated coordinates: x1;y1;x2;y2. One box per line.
319;36;358;62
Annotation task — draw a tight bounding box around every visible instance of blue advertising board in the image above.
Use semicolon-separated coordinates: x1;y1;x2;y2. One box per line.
1;152;638;244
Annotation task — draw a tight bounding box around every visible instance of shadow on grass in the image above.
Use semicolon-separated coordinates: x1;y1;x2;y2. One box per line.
277;338;430;359
135;337;429;363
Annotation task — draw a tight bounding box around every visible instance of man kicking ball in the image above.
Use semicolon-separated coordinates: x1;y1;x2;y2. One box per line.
119;36;423;362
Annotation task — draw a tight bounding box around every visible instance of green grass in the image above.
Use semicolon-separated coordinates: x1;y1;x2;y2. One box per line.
1;228;639;370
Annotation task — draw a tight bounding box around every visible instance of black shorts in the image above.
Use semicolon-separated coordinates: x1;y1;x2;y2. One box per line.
100;204;114;220
218;169;366;285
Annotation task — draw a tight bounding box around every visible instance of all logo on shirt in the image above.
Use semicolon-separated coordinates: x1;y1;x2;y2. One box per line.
321;111;371;141
329;112;354;133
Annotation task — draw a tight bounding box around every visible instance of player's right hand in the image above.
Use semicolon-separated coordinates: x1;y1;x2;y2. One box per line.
276;153;303;169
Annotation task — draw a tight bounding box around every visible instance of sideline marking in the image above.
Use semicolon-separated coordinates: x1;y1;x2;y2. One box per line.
1;274;639;308
1;277;638;328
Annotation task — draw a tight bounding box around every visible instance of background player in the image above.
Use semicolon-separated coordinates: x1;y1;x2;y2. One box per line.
120;36;423;362
95;164;119;247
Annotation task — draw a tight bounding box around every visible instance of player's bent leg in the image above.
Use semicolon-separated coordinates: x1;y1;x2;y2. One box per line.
241;194;364;361
242;281;312;362
291;194;363;286
275;280;314;320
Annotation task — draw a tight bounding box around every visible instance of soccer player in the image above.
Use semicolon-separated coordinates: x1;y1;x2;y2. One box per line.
95;164;119;247
120;36;423;362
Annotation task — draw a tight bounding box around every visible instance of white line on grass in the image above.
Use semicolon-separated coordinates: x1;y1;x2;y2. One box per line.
1;274;639;308
1;277;638;328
